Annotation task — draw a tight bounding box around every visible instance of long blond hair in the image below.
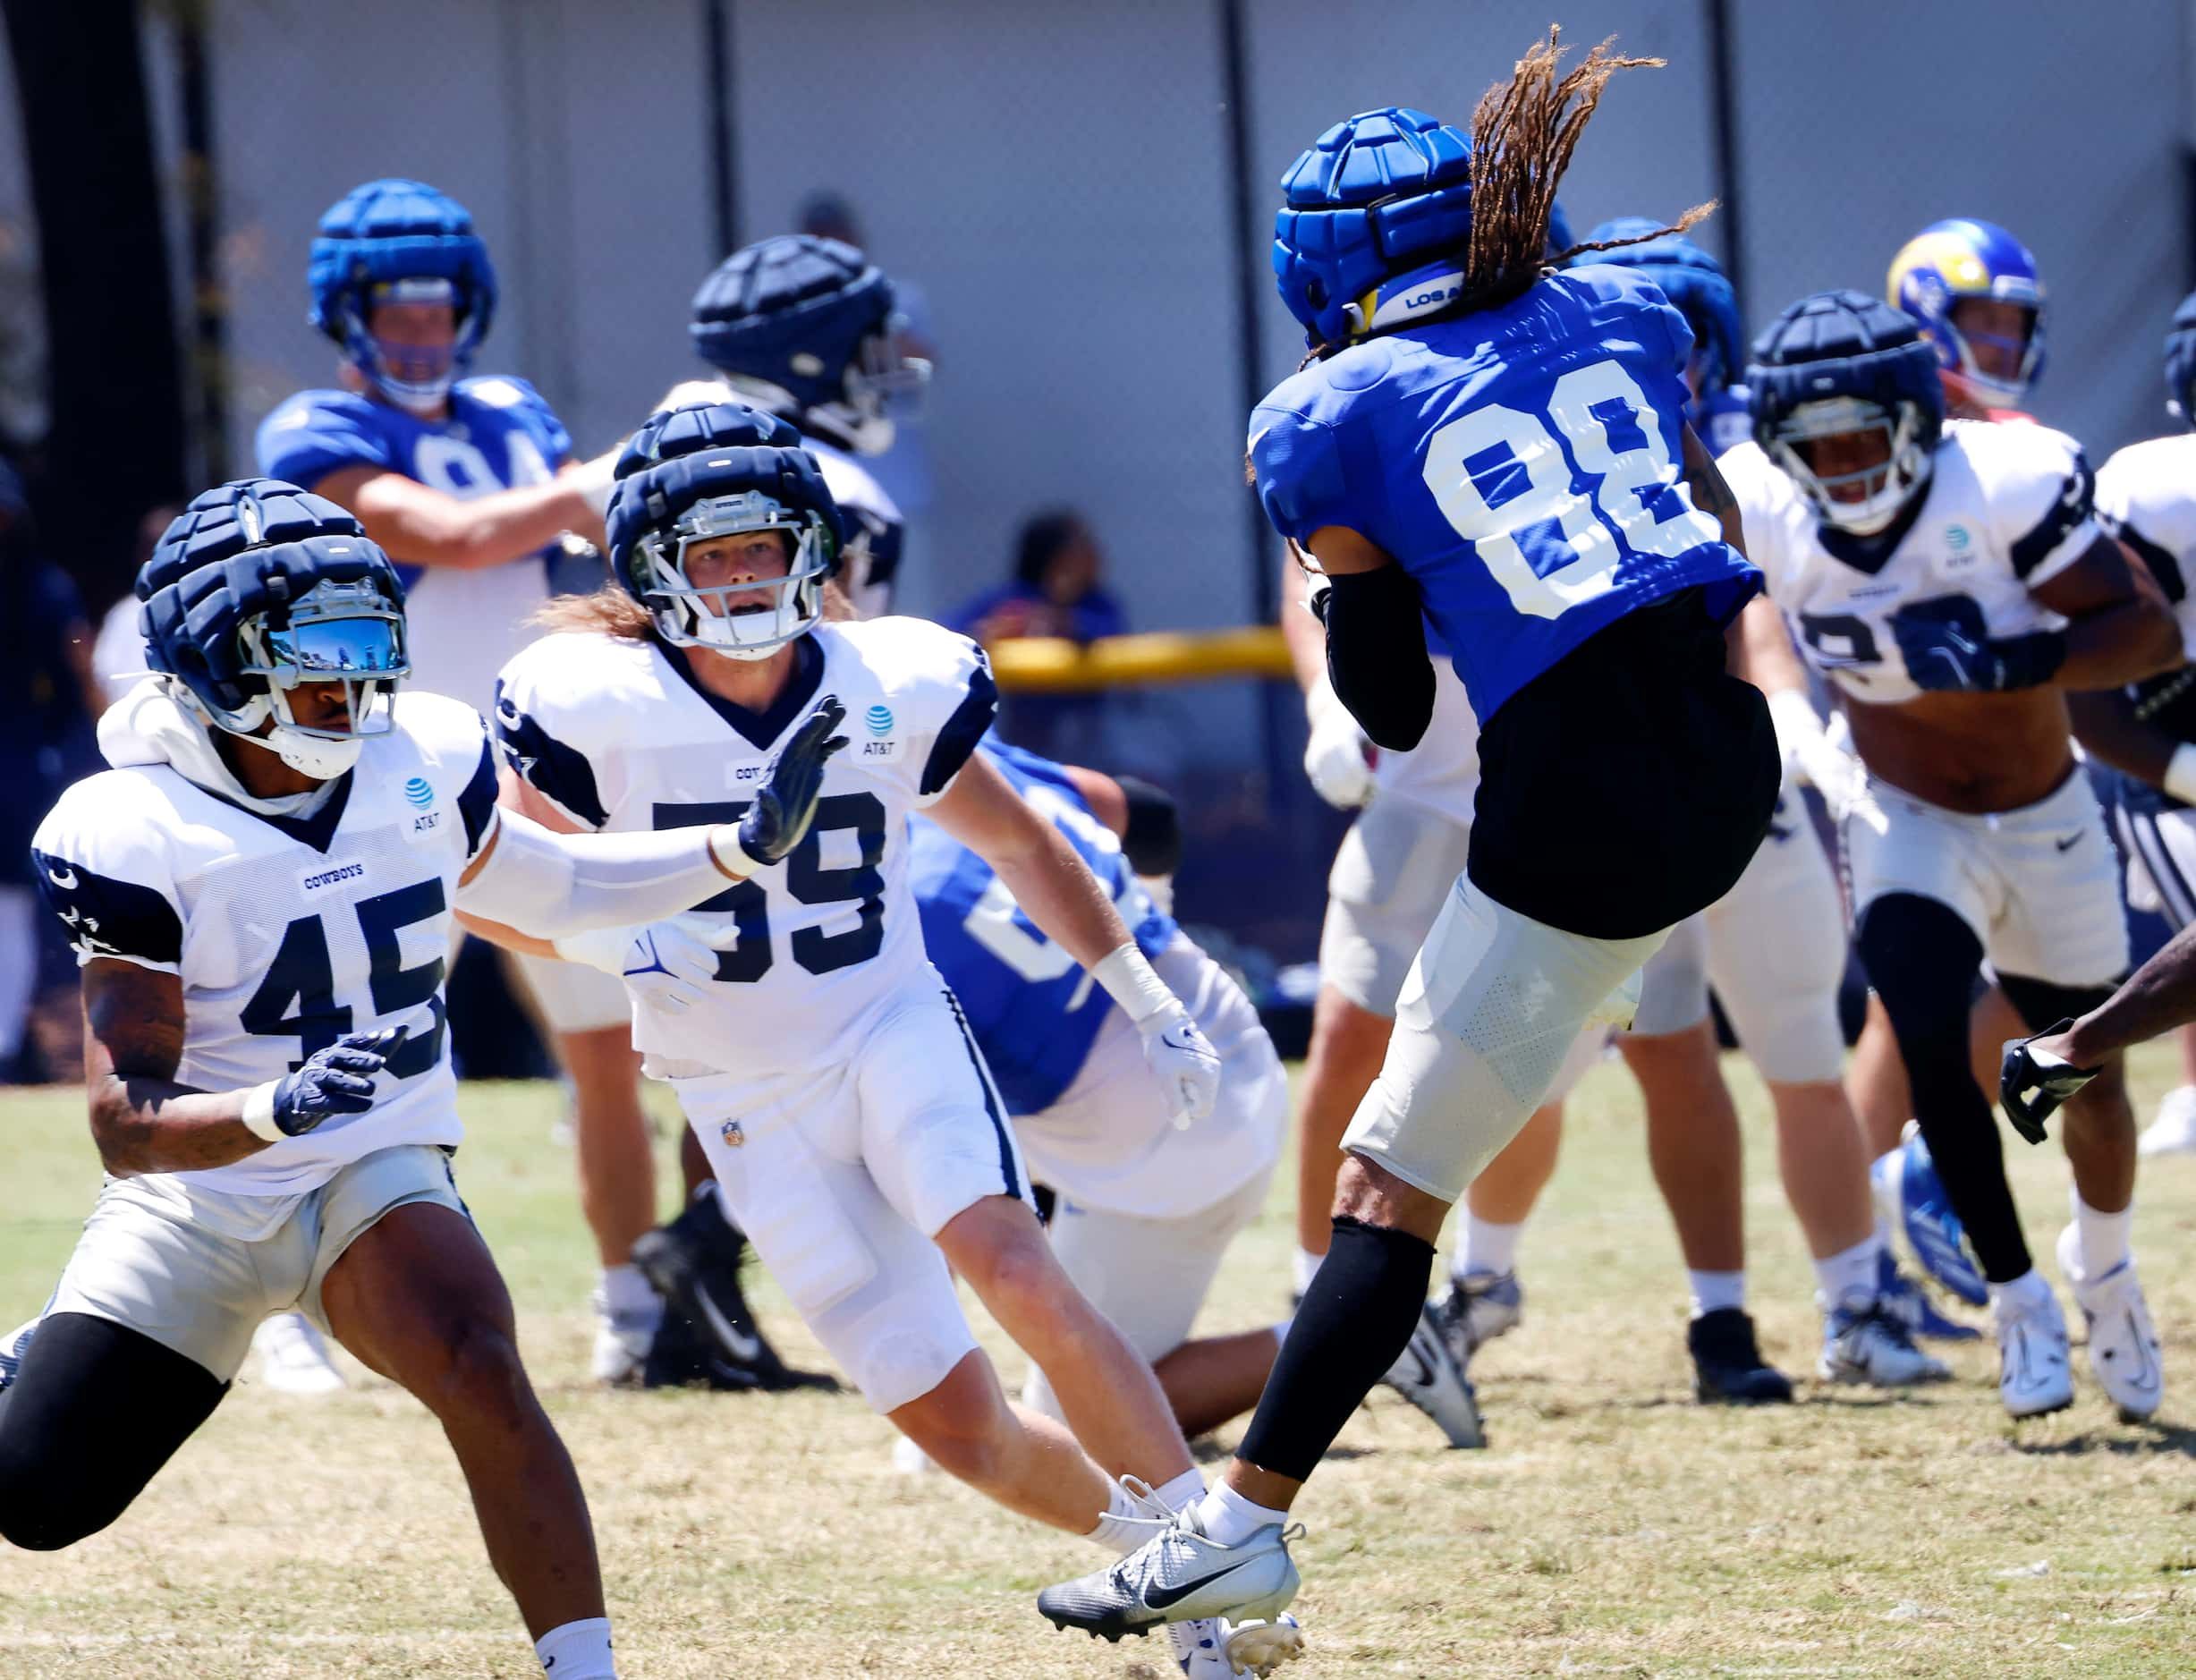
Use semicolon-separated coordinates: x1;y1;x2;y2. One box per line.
529;577;862;642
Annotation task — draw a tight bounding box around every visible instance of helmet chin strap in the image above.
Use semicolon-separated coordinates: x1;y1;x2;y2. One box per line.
261;723;367;780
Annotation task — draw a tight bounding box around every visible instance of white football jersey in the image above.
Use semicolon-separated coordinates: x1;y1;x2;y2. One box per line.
496;617;993;1080
1370;657;1480;827
2098;433;2196;659
30;685;500;1200
1723;419;2101;705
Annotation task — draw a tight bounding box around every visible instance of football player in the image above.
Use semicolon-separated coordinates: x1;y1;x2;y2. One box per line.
1889;219;2048;424
1723;290;2179;1420
614;234;922;1389
1040;34;1781;1639
469;403;1305;1665
255;179;676;1389
2069;287;2196;1157
0;479;840;1680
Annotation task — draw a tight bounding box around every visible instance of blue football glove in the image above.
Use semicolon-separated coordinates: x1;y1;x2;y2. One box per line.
738;694;849;865
2000;1020;2100;1146
1891;612;2065;693
269;1026;407;1137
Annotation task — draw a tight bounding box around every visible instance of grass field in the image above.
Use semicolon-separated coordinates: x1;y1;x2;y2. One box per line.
2;1048;2193;1679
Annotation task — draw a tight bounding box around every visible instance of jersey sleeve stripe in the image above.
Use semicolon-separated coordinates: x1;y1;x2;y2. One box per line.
920;655;1001;798
2010;454;2097;581
2106;514;2187;607
457;734;501;856
493;677;608;830
30;848;183;967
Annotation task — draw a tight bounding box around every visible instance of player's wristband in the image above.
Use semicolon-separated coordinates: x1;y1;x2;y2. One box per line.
240;1082;286;1144
707;826;763;880
2165;742;2196;807
1091;942;1178;1027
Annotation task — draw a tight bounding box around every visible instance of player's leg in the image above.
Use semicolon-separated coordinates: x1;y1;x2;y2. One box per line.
0;1178;267;1549
315;1156;614;1672
1845;995;1912;1159
1293;802;1471;1296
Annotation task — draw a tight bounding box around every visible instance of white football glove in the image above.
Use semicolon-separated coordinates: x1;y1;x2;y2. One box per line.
1139;1002;1223;1130
1767;687;1865;820
553;921;720;1015
1304;675;1377;810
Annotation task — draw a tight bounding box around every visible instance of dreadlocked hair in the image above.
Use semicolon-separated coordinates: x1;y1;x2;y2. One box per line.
1463;27;1714;309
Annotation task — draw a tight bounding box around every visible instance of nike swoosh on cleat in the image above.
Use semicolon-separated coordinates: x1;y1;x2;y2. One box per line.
1146;1561;1261;1611
693;1285;764;1363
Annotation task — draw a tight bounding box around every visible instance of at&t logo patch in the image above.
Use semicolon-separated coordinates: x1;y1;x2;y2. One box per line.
865;704;894;736
403;776;435;809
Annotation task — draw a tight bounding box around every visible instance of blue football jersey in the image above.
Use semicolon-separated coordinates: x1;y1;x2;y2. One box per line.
910;741;1176;1116
255;376;573;590
1251;267;1759;724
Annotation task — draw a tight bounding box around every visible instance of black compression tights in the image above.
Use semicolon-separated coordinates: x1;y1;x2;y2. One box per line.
0;1311;226;1550
1856;894;2031;1283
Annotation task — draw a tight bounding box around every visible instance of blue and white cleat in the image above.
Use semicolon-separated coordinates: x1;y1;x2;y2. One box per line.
1874;1125;1988;1306
1875;1251;1981;1342
1167;1613;1303;1678
1819;1294;1951;1387
2057;1224;2163;1421
1382;1298;1487;1447
1038;1506;1301;1642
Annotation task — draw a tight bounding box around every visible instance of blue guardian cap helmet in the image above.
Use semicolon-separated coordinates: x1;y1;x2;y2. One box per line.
606;401;845;660
1272;106;1476;349
308;178;498;416
140;479;409;779
1887;218;2045;411
690;235;928;455
1748;291;1945;539
1575;217;1743;396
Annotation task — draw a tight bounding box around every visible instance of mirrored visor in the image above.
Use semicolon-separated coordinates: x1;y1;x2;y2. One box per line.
264;615;408;681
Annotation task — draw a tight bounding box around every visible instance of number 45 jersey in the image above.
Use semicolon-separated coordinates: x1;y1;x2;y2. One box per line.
495;617;996;1080
29;683;500;1200
1250;266;1759;727
1719;418;2100;704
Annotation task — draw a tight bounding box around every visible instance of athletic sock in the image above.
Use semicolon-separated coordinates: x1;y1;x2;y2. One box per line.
1454;1214;1522;1284
1194;1479;1290;1548
535;1616;616;1679
1290;1244;1322;1299
2070;1189;2133;1280
598;1264;663;1330
1812;1235;1881;1310
1688;1269;1745;1319
1086;1479;1153;1554
1239;1215;1434;1482
1152;1466;1207;1514
1988;1267;2055;1316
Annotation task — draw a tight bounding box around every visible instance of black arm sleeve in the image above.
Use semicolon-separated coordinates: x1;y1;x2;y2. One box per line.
1113;776;1183;877
1319;565;1434;751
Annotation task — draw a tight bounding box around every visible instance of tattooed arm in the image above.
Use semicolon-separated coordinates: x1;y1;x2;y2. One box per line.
82;959;272;1177
1682;422;1747;561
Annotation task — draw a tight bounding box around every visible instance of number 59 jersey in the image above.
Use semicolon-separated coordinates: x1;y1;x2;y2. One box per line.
1720;419;2101;706
29;685;501;1200
495;617;997;1080
1250;266;1759;726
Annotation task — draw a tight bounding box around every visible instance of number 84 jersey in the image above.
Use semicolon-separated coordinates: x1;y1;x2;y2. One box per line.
495;617;996;1079
1719;419;2100;705
1250;266;1759;727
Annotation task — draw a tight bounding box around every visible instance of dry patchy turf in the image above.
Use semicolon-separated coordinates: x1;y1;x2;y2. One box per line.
1;1048;2192;1677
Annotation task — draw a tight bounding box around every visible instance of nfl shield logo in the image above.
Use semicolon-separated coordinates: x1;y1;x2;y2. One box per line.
720;1119;745;1149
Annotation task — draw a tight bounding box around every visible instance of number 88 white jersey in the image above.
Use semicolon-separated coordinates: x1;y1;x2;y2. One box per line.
1721;419;2102;704
494;618;996;1079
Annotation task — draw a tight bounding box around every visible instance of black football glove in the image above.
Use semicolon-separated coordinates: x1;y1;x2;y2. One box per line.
1999;1019;2100;1145
269;1026;407;1137
739;694;849;865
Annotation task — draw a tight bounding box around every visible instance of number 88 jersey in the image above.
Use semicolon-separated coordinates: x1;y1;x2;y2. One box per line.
1249;265;1759;726
495;616;996;1081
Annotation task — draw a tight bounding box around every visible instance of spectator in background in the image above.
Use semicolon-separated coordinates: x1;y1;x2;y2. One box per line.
0;458;98;1079
950;508;1127;762
798;191;938;606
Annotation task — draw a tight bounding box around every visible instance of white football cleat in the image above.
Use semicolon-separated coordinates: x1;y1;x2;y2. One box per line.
2137;1085;2196;1156
1038;1506;1301;1639
1225;1615;1305;1677
589;1288;656;1387
1991;1279;2074;1420
251;1311;345;1396
1818;1295;1950;1387
2057;1224;2164;1421
1381;1299;1487;1447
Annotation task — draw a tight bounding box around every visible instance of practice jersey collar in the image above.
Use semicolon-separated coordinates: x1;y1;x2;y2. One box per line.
660;632;826;751
200;770;355;853
1814;476;1933;575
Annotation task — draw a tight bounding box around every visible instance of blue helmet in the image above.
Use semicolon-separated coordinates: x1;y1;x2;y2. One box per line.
308;179;498;415
2164;290;2196;426
607;401;845;660
1887;218;2045;411
1748;291;1945;538
1546;198;1575;260
1575;217;1743;396
689;235;927;455
1273;107;1474;348
141;479;408;779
